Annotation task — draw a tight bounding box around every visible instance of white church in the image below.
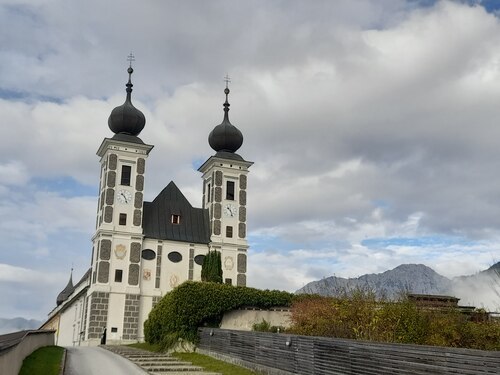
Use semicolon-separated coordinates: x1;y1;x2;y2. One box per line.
42;65;252;346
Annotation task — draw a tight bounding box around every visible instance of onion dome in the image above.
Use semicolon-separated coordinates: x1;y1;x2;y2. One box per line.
208;86;243;153
56;271;74;306
108;66;146;136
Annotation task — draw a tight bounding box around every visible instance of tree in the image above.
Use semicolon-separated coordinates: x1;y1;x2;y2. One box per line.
201;250;223;283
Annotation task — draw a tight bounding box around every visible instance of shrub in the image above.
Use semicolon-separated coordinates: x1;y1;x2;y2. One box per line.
252;319;284;333
201;250;223;283
252;319;272;332
288;294;500;350
144;281;293;348
377;299;430;344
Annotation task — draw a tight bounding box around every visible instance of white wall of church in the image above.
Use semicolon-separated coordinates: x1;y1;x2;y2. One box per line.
137;295;153;341
55;293;86;347
106;293;126;343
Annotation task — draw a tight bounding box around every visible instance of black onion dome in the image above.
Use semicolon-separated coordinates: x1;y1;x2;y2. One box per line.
208;87;243;153
108;66;146;136
56;273;74;306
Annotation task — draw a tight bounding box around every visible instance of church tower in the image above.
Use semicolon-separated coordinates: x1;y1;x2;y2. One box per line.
86;62;153;344
45;67;256;346
198;83;253;286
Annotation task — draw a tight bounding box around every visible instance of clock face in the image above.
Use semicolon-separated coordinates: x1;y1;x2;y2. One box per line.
224;204;237;217
117;189;132;204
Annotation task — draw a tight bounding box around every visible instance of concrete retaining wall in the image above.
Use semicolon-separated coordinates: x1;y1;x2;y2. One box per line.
220;307;291;331
0;330;55;375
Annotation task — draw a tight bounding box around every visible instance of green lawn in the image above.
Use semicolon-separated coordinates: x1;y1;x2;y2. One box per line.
19;345;64;375
173;352;258;375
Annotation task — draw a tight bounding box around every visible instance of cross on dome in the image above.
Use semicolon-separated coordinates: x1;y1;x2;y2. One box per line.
208;76;243;153
107;55;146;136
127;52;135;68
224;74;231;89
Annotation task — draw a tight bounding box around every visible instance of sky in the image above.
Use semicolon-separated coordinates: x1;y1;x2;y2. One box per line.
1;0;500;320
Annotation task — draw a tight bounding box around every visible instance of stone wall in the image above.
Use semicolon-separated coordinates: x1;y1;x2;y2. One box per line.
122;294;140;340
87;291;109;339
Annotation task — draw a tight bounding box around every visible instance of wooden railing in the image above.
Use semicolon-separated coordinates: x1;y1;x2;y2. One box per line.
198;328;500;375
0;330;55;375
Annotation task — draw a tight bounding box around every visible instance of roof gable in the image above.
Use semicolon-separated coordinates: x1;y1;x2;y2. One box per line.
143;181;210;244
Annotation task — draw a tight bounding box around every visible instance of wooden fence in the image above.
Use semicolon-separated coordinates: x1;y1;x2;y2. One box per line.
198;328;500;374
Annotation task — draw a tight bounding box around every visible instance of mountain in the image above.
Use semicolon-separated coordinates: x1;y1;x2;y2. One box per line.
0;317;42;335
296;263;500;312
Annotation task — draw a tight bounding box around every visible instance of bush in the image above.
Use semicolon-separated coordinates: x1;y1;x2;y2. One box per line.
376;299;430;344
252;319;284;333
144;281;293;348
288;294;500;350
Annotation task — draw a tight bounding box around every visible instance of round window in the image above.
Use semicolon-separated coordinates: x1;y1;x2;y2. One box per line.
168;251;182;263
194;254;205;266
141;249;156;260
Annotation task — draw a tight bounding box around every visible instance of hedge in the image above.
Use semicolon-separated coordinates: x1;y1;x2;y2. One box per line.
144;281;293;348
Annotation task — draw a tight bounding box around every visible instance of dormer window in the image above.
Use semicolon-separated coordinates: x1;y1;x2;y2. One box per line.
171;214;181;224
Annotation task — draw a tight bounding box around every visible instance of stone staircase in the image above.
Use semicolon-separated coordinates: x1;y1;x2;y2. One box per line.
102;345;222;375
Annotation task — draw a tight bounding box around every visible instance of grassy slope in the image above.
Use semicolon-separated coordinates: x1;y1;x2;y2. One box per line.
127;343;257;375
19;345;64;375
173;352;257;375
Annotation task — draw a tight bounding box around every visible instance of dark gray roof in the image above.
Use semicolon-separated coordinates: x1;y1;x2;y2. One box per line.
0;330;54;352
75;268;91;288
208;87;244;153
56;274;74;306
214;151;245;161
143;181;210;244
111;133;144;144
108;66;146;137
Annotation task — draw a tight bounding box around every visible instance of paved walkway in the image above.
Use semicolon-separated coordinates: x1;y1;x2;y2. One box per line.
65;346;148;375
102;345;222;375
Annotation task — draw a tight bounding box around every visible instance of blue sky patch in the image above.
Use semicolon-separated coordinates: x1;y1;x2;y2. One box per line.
362;235;477;248
248;233;299;253
409;0;500;13
32;176;97;197
0;88;64;104
191;158;205;171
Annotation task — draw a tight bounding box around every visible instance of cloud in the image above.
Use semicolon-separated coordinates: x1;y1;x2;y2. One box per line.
0;263;61;284
2;0;500;317
0;263;68;319
0;161;29;186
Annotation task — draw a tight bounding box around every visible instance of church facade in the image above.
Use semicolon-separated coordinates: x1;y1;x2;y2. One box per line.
42;66;252;346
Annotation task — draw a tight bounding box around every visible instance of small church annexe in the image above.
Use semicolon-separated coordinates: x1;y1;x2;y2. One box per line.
42;65;252;346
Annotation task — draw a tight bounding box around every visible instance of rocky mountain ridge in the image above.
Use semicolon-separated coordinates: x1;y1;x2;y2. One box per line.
296;263;500;312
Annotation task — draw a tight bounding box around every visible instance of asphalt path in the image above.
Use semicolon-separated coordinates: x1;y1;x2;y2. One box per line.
65;346;148;375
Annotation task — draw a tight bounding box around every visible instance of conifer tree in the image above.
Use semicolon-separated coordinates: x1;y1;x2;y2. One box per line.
201;250;223;283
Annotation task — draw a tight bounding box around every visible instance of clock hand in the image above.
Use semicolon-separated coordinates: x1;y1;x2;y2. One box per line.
120;193;128;203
